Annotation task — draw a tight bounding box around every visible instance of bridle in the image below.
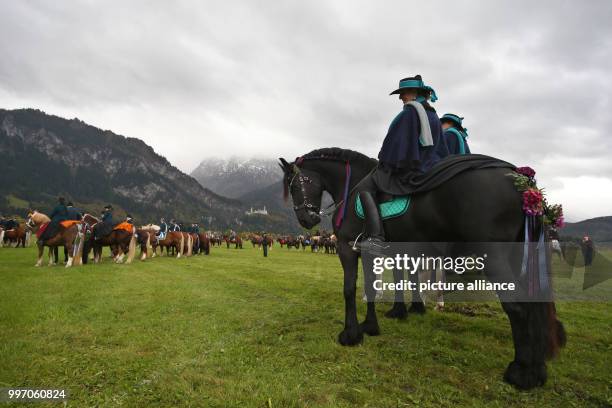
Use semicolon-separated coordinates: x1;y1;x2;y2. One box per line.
288;164;321;213
288;155;374;228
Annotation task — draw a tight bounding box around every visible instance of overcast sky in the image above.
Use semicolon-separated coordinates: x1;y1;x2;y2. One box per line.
1;0;611;221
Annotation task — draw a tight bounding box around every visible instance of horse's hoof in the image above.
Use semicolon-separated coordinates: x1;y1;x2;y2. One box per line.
385;303;408;320
503;361;547;390
408;302;426;315
360;320;381;336
338;327;363;346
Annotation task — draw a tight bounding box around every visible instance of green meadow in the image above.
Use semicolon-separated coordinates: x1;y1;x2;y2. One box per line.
0;245;610;407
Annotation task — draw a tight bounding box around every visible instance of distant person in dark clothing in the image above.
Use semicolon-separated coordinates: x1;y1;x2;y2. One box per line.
39;196;68;243
94;205;114;239
158;218;169;239
581;235;594;266
0;216;18;230
66;202;82;221
262;232;269;257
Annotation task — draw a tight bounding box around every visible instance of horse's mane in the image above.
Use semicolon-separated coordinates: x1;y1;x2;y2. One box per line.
300;147;377;168
284;148;377;200
31;211;50;223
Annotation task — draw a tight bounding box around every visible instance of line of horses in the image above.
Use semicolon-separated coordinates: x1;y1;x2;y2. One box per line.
20;211;212;267
277;234;337;254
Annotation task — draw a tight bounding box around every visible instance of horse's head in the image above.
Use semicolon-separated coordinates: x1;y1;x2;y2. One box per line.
279;157;322;229
25;210;46;231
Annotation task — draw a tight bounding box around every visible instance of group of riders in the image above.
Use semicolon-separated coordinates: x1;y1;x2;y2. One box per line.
353;74;472;253
33;196;207;247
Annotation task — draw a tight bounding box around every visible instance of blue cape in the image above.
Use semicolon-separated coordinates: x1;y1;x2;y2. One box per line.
378;104;449;173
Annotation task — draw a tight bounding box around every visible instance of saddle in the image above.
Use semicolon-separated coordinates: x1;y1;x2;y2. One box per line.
60;220;81;229
355;193;410;220
113;222;134;233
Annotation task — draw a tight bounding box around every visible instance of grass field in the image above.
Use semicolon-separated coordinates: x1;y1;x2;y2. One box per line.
1;245;611;407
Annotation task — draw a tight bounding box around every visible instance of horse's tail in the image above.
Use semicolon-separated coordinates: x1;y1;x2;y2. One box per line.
0;230;4;247
545;302;566;360
519;215;566;361
126;230;137;264
25;231;31;247
72;227;83;266
146;233;151;258
178;233;184;258
187;234;193;257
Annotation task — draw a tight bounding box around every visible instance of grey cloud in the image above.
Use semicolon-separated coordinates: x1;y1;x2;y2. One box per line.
1;0;611;219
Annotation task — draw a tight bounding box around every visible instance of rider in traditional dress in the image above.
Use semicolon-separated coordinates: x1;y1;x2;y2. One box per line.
440;113;471;155
157;218;168;239
170;219;181;232
39;196;69;243
66;201;82;221
125;214;134;225
94;205;114;240
353;75;449;253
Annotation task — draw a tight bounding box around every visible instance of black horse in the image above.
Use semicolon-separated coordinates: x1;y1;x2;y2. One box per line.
280;148;565;390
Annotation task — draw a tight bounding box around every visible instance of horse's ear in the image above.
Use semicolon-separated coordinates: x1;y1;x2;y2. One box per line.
279;158;290;171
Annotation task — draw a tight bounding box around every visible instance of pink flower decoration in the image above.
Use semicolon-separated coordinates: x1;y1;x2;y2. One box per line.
517;166;536;178
522;188;544;216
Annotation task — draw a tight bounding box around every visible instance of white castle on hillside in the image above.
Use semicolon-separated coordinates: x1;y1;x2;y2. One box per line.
245;206;268;216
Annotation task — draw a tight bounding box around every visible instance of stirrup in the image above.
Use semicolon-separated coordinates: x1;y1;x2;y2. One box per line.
349;232;364;252
360;237;389;257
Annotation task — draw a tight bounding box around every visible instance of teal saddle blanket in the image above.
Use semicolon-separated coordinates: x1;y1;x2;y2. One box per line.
355;193;411;219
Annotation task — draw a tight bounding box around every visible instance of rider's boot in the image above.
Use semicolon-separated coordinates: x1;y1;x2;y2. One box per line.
350;192;388;256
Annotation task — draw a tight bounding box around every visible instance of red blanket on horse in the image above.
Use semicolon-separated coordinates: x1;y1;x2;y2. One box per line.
113;222;134;233
36;222;49;238
60;220;81;229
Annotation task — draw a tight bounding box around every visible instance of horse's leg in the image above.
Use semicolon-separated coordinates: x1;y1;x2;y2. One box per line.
485;247;558;389
385;267;408;319
337;243;363;346
434;267;445;311
360;253;381;336
65;239;74;268
115;244;126;263
48;247;55;266
501;301;549;389
408;269;425;314
35;242;44;267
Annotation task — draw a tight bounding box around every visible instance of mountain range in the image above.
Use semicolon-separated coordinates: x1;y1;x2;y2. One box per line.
0;109;268;230
561;217;612;242
190;157;282;198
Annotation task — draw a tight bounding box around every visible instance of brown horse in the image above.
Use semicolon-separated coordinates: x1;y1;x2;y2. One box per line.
157;231;184;258
82;214;136;264
1;224;28;247
224;234;243;249
136;228;157;261
197;232;210;255
25;211;83;267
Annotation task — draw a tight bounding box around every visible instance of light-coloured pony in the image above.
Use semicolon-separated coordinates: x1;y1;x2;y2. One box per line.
25;211;84;268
